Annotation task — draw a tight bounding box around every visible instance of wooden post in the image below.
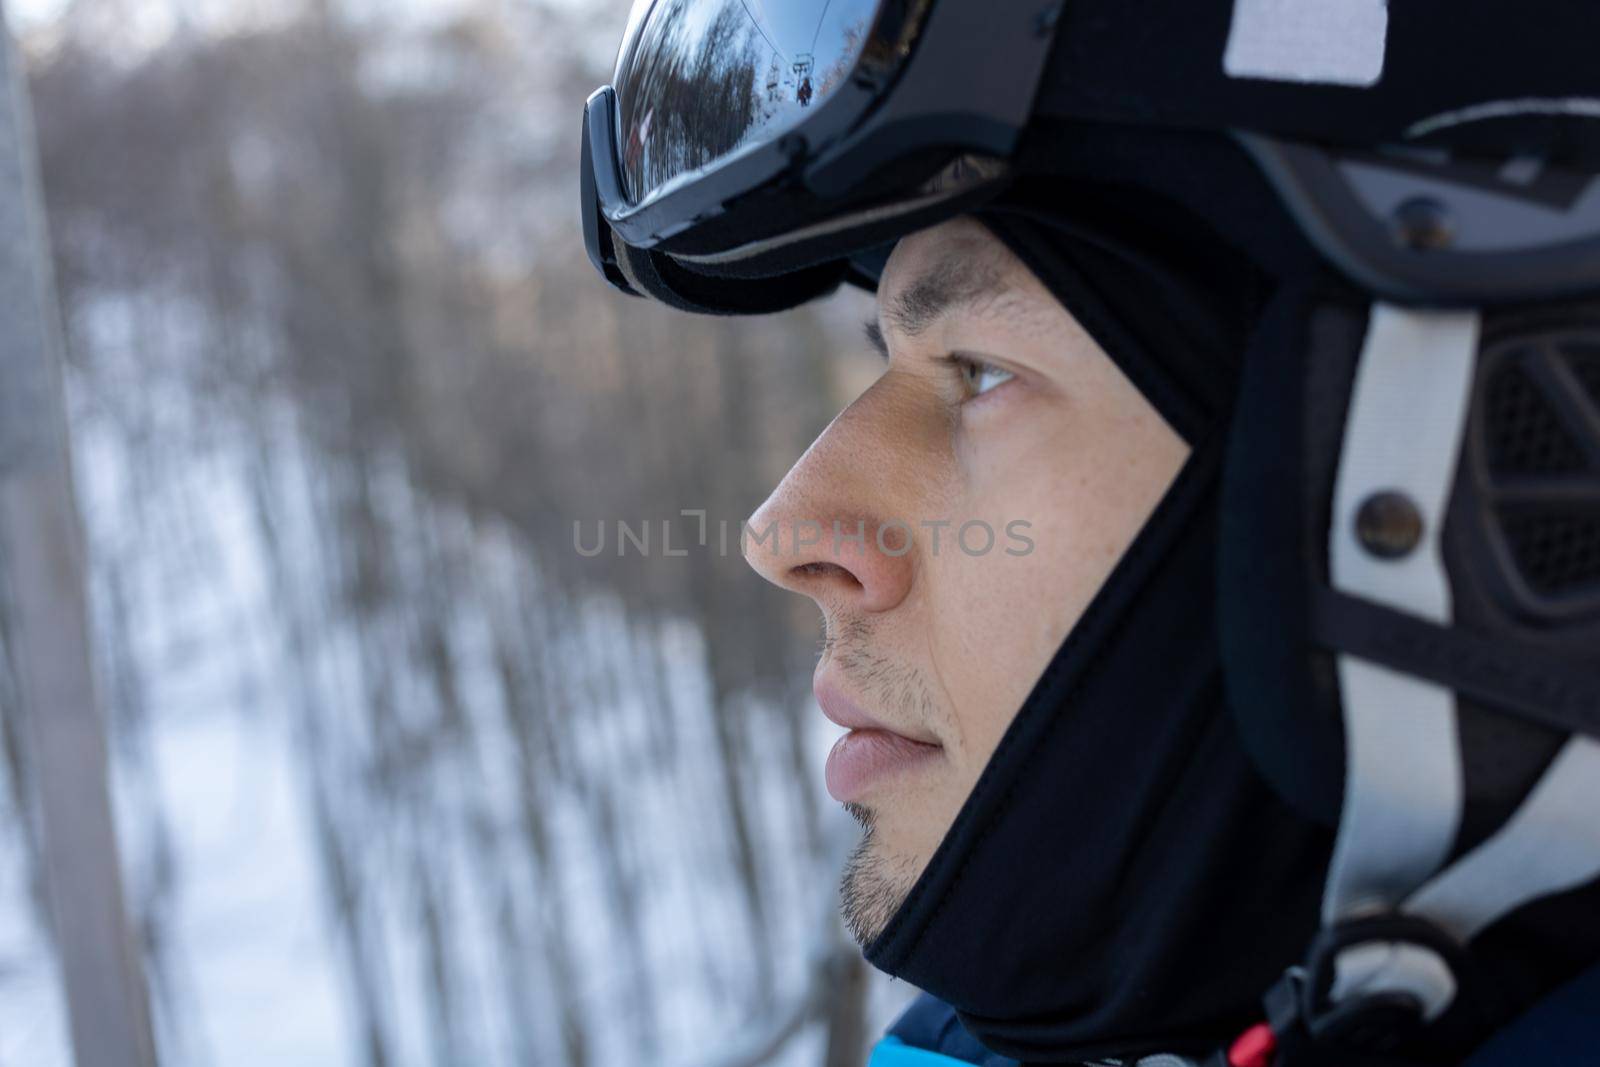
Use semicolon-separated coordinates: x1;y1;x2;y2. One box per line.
821;950;868;1067
0;7;158;1067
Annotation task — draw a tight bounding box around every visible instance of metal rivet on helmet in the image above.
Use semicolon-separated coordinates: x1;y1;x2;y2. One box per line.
1391;197;1455;251
1356;490;1426;559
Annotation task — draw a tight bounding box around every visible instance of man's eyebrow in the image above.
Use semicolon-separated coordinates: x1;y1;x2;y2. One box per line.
882;256;1008;339
864;319;888;360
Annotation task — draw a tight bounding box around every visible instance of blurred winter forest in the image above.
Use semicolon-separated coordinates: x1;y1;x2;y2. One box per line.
0;1;893;1064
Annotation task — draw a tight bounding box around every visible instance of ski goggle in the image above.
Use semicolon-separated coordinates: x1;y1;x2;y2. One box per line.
582;0;1600;311
580;0;1059;294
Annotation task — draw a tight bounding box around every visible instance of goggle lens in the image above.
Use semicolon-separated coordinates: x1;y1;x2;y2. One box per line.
613;0;883;206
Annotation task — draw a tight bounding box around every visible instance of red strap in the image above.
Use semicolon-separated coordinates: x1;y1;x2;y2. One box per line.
1228;1022;1278;1067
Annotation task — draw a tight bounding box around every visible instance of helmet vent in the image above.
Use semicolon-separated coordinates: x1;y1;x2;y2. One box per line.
1497;512;1600;594
1472;321;1600;619
1484;360;1585;475
1570;344;1600;409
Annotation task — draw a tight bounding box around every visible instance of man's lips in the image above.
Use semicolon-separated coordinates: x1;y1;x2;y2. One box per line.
813;675;937;739
813;676;940;803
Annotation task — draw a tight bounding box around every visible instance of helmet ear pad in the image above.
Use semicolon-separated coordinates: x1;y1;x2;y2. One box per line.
1219;290;1600;831
1218;283;1363;828
1438;300;1600;854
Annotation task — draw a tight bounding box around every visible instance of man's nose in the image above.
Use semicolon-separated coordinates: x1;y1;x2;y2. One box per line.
743;409;916;615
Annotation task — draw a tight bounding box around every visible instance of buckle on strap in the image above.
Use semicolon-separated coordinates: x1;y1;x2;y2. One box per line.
1222;916;1469;1067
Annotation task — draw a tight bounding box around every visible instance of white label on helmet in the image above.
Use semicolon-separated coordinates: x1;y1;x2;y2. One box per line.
1223;0;1387;87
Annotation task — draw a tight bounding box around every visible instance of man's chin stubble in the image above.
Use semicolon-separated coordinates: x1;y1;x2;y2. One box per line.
838;801;921;947
823;617;946;945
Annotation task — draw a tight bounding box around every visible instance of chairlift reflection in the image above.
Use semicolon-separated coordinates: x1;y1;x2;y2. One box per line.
793;52;814;107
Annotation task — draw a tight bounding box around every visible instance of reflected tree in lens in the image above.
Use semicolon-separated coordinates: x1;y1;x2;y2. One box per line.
615;0;873;203
618;0;762;202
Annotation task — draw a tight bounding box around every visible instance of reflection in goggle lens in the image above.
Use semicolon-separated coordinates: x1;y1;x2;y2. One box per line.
613;0;880;205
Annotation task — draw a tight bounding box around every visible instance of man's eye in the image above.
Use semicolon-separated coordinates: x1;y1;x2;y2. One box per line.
955;357;1015;398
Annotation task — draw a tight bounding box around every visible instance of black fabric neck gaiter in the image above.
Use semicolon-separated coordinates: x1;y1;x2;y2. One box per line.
862;187;1335;1064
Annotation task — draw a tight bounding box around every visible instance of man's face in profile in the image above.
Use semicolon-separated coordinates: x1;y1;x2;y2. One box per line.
744;218;1189;944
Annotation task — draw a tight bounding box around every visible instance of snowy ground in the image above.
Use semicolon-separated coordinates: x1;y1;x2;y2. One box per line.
0;350;915;1067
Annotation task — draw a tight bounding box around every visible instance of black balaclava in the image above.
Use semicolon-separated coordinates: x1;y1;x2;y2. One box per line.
860;175;1336;1064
